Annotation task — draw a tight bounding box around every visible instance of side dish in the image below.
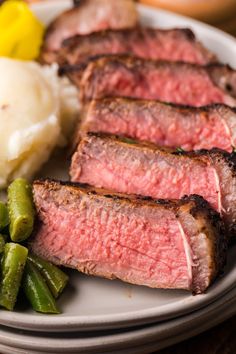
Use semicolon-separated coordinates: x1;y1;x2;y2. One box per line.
0;179;68;313
0;57;78;187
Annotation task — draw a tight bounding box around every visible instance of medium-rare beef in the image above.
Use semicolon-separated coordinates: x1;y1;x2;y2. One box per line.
70;133;236;236
40;0;138;64
78;98;236;153
62;55;236;106
59;27;217;66
31;180;226;294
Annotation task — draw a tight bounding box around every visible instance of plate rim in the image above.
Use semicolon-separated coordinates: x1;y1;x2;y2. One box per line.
1;0;234;333
0;285;236;353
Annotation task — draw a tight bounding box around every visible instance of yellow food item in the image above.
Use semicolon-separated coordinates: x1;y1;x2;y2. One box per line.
0;0;44;60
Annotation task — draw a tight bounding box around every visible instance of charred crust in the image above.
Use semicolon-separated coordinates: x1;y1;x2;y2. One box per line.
92;97;236;115
73;0;82;7
181;28;195;41
58;54;122;76
33;179;207;209
61;54;229;73
58;63;85;77
206;62;234;71
184;194;227;291
34;179;226;222
173;147;236;169
61;27;197;48
194;149;236;177
226;83;233;93
33;180;227;293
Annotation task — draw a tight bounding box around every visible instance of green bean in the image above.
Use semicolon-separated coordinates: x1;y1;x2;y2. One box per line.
0;235;5;255
0;243;28;310
0;202;9;230
28;254;68;298
8;178;35;242
23;260;60;314
0;234;9;243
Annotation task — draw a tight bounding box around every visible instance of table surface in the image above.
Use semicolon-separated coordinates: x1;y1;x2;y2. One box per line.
156;313;236;354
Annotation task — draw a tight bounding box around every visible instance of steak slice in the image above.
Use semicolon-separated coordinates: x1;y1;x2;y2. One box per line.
78;98;236;153
59;27;217;66
31;179;226;294
40;0;138;64
70;133;236;236
62;55;236;106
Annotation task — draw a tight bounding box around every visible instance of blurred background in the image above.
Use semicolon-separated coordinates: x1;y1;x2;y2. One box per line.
22;0;236;36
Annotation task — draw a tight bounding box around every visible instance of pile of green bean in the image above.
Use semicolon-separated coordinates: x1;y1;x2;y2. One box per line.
0;178;68;313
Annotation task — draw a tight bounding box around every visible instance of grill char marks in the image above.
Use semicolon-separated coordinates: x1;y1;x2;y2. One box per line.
62;55;236;107
31;179;226;294
70;133;236;237
77;98;236;153
58;27;217;66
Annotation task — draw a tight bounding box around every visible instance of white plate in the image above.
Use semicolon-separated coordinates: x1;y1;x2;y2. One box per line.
0;284;236;354
0;0;236;333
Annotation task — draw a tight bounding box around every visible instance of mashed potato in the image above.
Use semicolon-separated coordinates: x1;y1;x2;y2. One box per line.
0;58;78;188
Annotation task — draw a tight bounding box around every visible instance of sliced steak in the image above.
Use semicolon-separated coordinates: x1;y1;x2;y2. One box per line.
78;98;236;153
40;0;138;64
70;133;236;236
62;55;236;106
31;180;226;294
59;27;217;66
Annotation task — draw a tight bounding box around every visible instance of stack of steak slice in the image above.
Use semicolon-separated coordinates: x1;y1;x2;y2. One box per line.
31;180;226;294
70;133;236;237
35;18;234;292
78;98;236;153
62;55;236;106
58;27;217;66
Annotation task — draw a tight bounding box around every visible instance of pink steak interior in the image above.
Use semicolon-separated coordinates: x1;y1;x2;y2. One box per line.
71;136;221;212
33;196;192;289
84;101;233;152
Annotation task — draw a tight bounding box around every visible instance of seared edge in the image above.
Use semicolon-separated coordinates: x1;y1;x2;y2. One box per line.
179;148;236;237
59;54;235;79
77;98;236;150
31;179;227;293
59;27;217;65
59;55;236;104
71;133;236;240
40;0;138;63
61;27;198;48
178;194;226;293
207;64;236;98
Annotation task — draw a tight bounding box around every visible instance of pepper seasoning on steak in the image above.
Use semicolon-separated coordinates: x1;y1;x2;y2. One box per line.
70;133;236;237
77;98;236;153
31;180;226;294
58;27;217;66
61;55;236;106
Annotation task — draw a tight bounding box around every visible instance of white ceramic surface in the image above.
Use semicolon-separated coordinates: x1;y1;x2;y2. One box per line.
0;0;235;334
0;285;236;354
